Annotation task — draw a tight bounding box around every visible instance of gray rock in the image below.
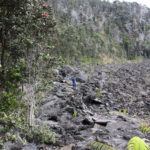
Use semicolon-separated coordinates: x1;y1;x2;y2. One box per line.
56;144;75;150
82;117;94;126
92;118;110;126
22;144;37;150
61;66;74;74
3;142;22;150
92;98;103;104
76;71;88;83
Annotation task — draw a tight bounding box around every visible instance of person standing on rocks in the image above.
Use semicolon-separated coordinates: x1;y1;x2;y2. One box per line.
72;77;77;89
60;69;67;83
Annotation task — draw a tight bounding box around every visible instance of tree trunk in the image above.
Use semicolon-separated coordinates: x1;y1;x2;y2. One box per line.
1;45;5;75
0;27;5;87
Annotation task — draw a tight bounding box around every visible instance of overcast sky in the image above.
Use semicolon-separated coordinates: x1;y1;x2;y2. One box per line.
108;0;150;8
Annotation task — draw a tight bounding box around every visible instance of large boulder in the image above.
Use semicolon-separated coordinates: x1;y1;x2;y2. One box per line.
75;70;88;83
61;66;74;74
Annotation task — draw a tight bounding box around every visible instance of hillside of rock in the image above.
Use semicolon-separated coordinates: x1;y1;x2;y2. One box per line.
3;61;150;150
34;60;150;150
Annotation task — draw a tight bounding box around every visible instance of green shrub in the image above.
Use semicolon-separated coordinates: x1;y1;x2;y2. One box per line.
141;123;150;134
73;110;77;117
95;88;102;98
0;112;55;145
0;92;18;112
119;109;127;115
23;125;55;144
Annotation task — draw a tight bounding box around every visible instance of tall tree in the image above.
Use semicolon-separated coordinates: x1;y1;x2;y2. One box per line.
0;0;56;111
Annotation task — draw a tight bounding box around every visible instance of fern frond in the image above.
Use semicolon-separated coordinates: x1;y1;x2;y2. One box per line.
141;123;150;134
127;136;150;150
88;141;116;150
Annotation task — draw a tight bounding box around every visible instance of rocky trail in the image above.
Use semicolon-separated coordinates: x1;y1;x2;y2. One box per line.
34;60;150;150
5;61;150;150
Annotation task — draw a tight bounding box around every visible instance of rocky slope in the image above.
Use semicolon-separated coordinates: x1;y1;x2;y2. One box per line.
3;61;150;150
36;60;150;150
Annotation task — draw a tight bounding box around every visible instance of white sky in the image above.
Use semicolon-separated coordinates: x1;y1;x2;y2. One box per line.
108;0;150;8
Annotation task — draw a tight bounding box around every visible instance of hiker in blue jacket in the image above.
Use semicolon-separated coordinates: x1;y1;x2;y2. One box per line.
72;78;77;89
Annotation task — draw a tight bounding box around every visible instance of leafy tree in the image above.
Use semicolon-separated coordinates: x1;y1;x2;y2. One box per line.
0;0;56;111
